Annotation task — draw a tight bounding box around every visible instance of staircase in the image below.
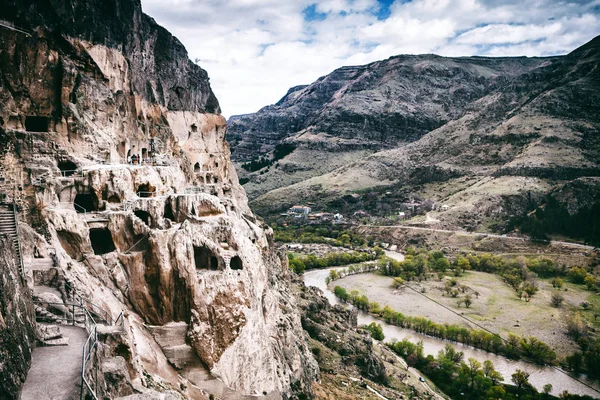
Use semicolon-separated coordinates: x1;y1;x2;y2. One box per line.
0;204;24;275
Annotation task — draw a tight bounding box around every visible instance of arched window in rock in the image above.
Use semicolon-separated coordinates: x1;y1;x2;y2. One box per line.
134;210;151;226
74;193;97;212
107;195;121;204
57;160;78;177
194;162;200;173
137;183;155;198
194;246;220;271
230;256;243;270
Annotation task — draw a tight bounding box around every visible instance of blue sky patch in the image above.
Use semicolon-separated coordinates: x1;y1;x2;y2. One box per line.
376;0;395;20
303;4;327;21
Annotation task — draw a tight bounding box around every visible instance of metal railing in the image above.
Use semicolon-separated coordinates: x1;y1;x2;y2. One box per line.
59;170;84;178
34;286;125;400
136;191;157;198
0;19;31;36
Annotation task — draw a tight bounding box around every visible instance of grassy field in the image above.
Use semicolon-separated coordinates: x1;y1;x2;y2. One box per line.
333;270;597;358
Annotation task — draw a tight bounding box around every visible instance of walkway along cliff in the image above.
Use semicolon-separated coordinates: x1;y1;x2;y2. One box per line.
0;0;318;398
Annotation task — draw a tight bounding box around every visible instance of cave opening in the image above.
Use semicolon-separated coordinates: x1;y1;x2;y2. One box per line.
74;193;97;212
142;148;148;160
194;162;200;173
164;201;176;222
89;228;116;255
134;210;151;226
230;256;243;271
58;160;78;176
107;195;121;203
25;116;49;132
137;183;155;198
194;246;219;271
213;176;218;184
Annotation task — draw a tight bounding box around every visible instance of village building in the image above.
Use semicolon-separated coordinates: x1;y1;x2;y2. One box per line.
289;205;311;216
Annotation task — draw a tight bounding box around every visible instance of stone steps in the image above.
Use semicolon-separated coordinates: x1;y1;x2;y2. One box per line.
37;324;70;346
147;323;270;399
0;209;23;273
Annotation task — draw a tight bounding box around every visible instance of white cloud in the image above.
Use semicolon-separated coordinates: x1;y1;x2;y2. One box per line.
141;0;600;117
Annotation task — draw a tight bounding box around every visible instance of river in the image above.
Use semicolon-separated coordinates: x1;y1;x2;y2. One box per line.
304;264;600;398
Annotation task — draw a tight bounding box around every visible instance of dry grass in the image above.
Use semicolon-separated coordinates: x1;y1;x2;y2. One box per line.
334;270;587;358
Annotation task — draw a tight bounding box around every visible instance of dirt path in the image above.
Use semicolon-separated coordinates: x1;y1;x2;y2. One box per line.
371;224;595;250
21;325;87;400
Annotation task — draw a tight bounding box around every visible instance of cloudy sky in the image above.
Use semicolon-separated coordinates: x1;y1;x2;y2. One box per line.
141;0;600;118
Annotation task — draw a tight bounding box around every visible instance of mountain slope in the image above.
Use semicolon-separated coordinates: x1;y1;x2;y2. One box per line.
228;54;551;199
232;36;600;237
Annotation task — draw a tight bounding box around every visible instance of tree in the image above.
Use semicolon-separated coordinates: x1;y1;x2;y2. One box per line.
551;277;564;289
543;383;553;397
329;269;339;281
462;358;482;390
363;322;385;341
464;294;473;308
289;258;305;274
522;280;539;298
483;360;504;385
519;336;557;364
567;266;588;284
511;369;531;392
369;302;381;314
584;274;597;291
456;256;471;271
392;277;404;288
566;352;583;373
551;292;564;308
435;257;450;272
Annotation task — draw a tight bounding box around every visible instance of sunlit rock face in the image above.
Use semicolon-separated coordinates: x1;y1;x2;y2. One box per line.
0;0;317;398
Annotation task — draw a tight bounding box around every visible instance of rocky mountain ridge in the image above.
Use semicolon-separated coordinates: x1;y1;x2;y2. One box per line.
229;37;600;238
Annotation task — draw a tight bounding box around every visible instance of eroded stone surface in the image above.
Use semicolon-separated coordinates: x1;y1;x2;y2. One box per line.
0;0;317;398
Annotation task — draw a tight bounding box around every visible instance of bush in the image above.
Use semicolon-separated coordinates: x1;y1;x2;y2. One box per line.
362;322;385;341
567;266;588;284
551;292;564;308
551;277;564;288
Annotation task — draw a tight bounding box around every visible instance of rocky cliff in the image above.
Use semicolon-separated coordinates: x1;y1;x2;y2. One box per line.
229;37;600;236
0;0;317;398
0;235;36;400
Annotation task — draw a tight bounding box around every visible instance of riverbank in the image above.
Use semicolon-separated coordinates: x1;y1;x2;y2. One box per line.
333;270;579;358
303;267;600;397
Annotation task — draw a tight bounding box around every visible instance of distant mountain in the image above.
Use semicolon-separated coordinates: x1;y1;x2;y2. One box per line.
228;36;600;241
